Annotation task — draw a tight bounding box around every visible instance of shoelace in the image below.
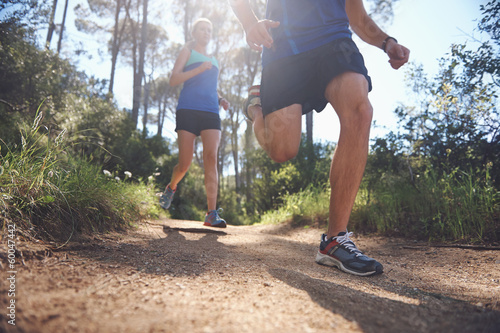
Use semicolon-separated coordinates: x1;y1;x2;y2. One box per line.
334;232;364;257
208;208;224;220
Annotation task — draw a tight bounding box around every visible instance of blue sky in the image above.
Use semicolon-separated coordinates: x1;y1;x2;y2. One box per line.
31;0;490;143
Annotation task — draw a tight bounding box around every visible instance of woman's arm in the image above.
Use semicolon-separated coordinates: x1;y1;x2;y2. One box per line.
218;95;230;110
169;46;213;87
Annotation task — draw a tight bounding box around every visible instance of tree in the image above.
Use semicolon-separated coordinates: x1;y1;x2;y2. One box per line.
56;0;69;53
109;0;132;94
46;0;58;48
383;1;499;186
131;0;148;128
75;0;133;94
148;76;179;137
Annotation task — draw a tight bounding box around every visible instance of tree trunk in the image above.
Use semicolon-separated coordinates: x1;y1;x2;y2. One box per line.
142;76;150;136
231;125;240;191
244;122;254;213
131;28;139;126
46;0;58;49
56;0;69;54
157;98;165;137
109;0;122;95
306;111;313;144
132;0;148;128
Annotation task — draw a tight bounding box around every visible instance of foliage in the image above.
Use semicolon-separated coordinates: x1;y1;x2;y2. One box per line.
0;110;158;244
259;185;330;228
352;165;499;242
0;0;49;28
247;136;333;216
0;21;83;116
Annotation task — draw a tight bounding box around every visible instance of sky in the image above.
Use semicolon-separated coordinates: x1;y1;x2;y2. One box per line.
36;0;490;144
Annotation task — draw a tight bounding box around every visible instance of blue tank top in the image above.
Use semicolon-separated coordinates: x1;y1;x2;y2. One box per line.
176;49;220;113
262;0;351;67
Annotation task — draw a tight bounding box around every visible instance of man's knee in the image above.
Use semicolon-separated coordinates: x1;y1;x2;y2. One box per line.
263;106;302;163
341;100;373;131
268;147;299;163
356;102;373;126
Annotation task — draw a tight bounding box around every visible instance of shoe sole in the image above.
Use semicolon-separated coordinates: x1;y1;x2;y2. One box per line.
244;97;260;122
244;86;261;122
315;251;383;277
203;221;227;228
159;198;171;210
159;200;171;210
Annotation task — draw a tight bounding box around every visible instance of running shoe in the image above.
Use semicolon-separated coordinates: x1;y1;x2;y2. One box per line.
204;208;227;228
243;85;261;121
159;185;176;210
315;231;383;276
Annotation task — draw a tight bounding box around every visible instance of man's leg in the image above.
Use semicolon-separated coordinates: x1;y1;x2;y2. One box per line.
315;71;382;276
325;71;373;238
248;104;302;163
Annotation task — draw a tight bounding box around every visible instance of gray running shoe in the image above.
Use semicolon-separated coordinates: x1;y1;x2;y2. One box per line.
243;85;261;121
204;208;227;228
316;231;383;276
159;185;175;210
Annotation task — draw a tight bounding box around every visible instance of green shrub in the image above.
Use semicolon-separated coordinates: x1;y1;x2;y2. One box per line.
259;185;330;227
351;165;499;242
0;111;158;244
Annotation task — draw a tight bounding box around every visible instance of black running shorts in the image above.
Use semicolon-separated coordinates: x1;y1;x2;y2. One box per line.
175;109;221;136
260;38;372;116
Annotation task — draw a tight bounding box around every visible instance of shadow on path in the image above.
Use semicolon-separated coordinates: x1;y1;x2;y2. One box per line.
268;267;500;333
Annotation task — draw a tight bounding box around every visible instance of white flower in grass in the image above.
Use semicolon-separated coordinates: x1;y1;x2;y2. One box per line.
103;170;112;177
148;175;154;181
124;171;132;179
48;170;54;178
115;176;121;181
153;172;161;177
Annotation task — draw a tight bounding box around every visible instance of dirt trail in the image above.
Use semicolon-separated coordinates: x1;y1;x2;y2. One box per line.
1;218;499;333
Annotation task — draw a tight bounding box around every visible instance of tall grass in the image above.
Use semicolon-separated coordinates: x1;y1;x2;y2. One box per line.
259;185;330;227
0;111;159;245
257;165;498;243
352;165;499;243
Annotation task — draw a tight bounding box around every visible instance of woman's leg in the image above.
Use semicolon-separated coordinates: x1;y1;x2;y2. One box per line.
168;130;197;190
200;129;221;211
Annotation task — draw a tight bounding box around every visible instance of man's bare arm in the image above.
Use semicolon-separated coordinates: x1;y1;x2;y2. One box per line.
229;0;280;51
346;0;409;69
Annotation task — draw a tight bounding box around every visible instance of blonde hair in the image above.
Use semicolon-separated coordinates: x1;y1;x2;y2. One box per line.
190;18;213;37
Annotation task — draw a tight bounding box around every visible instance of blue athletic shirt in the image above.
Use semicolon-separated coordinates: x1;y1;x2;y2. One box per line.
176;49;220;114
262;0;352;67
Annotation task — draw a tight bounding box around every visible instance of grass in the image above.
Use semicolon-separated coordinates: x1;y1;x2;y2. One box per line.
259;185;330;228
0;110;160;245
351;166;499;243
258;165;498;244
2;111;497;245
